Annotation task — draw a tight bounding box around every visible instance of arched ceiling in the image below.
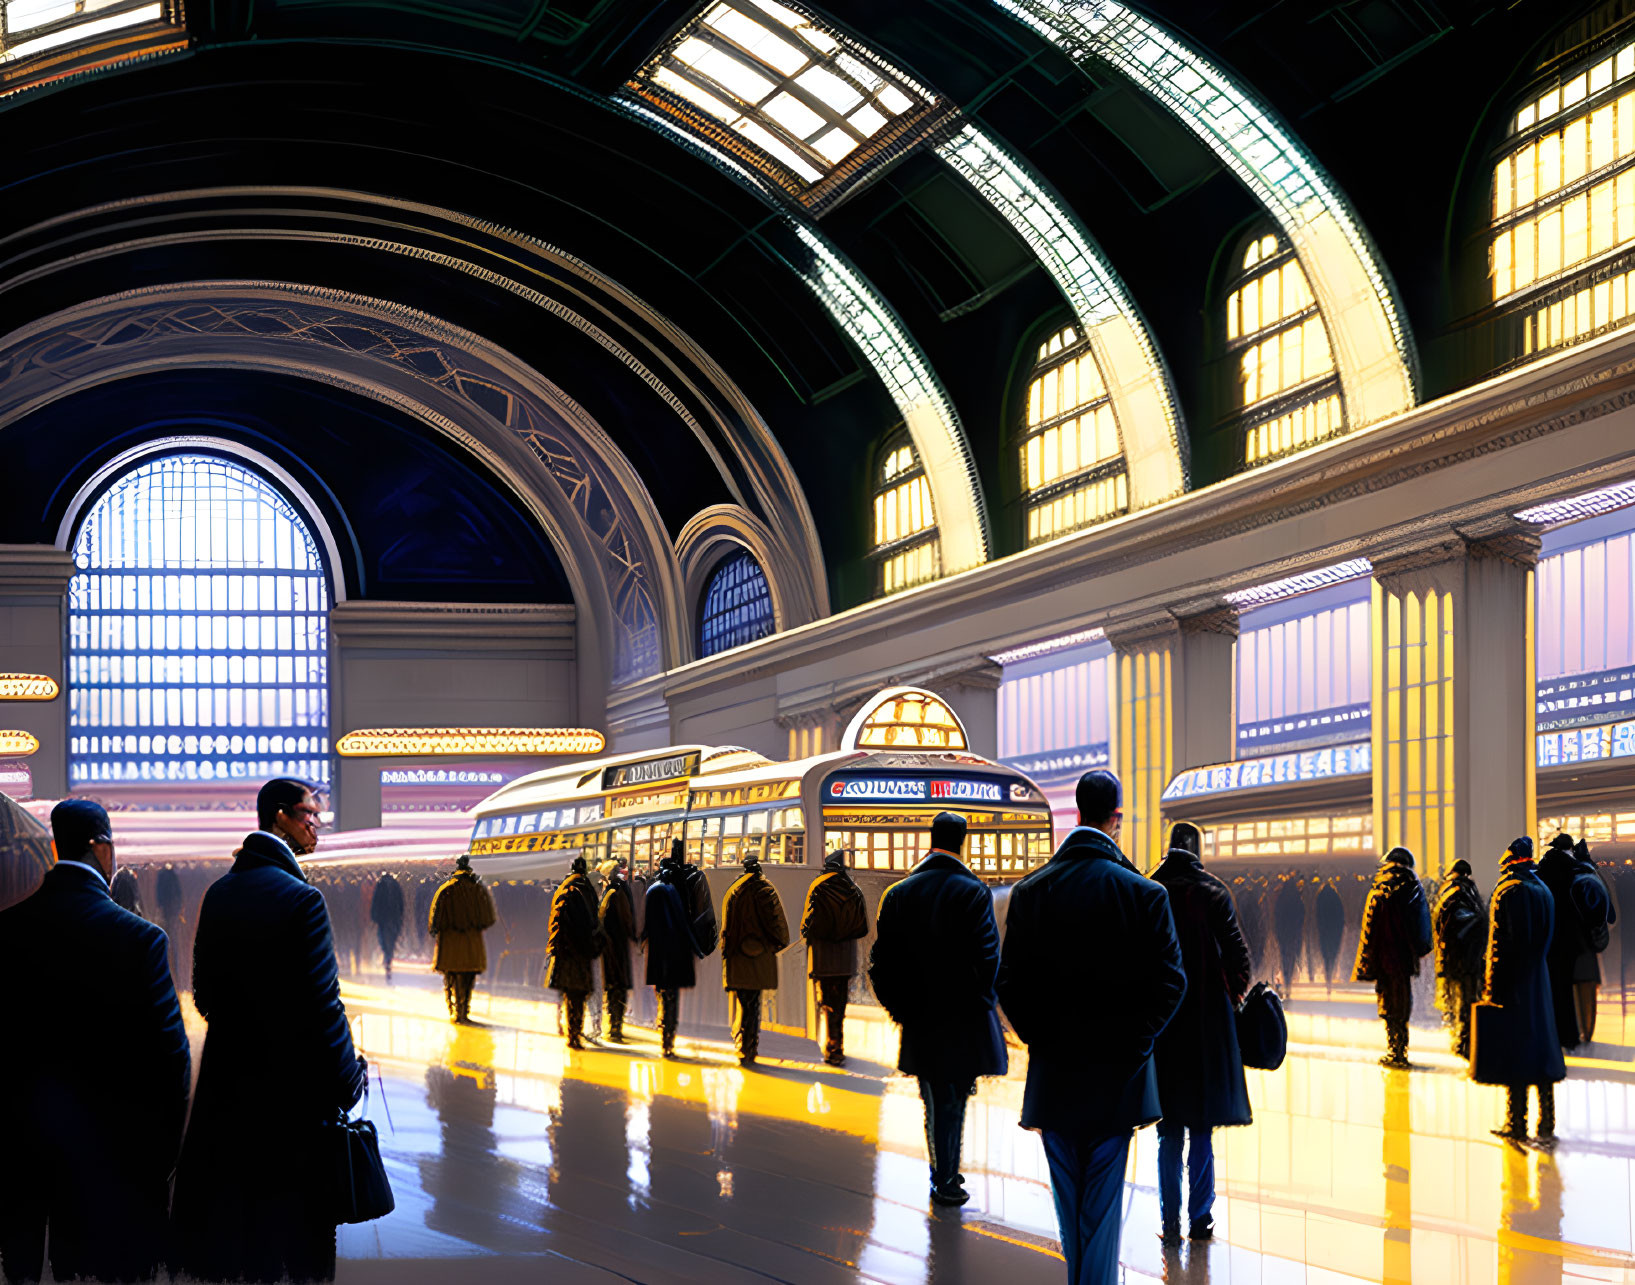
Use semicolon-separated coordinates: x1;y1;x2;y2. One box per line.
0;0;1581;626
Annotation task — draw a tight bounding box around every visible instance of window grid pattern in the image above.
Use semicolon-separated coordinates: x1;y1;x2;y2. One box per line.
0;0;161;61
872;440;939;596
699;550;776;658
1537;534;1635;680
1202;813;1372;861
1374;585;1455;876
1230;233;1343;466
68;455;331;785
1020;325;1129;544
1237;601;1371;754
998;653;1110;758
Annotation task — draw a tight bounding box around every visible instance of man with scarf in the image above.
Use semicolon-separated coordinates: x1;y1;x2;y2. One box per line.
545;856;606;1050
1473;837;1567;1142
1538;832;1615;1047
599;861;637;1043
428;854;498;1024
1433;859;1487;1059
721;854;790;1066
644;841;713;1057
801;849;870;1065
1352;846;1433;1068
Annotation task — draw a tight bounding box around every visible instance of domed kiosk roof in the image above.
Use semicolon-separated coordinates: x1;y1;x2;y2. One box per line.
0;792;53;913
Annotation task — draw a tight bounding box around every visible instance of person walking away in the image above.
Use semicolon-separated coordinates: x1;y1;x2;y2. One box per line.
110;865;145;918
1538;833;1615;1047
802;849;869;1065
1150;822;1250;1245
0;799;189;1285
1353;847;1433;1068
998;772;1185;1283
1316;877;1345;989
599;862;637;1042
429;853;498;1023
545;856;606;1049
721;854;790;1066
1273;874;1306;991
1433;859;1487;1059
370;872;405;980
171;779;370;1284
1473;837;1567;1143
870;812;1007;1207
644;847;705;1057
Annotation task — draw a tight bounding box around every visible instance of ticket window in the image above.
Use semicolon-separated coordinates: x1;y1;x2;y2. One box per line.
720;814;745;867
771;806;805;864
687;816;722;867
742;810;769;863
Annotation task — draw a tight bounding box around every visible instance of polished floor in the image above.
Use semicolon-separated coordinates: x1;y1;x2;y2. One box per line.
293;976;1635;1285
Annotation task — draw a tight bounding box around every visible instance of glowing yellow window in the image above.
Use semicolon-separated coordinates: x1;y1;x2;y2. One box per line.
1018;325;1128;545
871;436;938;596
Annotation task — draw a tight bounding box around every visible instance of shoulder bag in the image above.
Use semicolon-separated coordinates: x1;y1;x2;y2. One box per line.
325;1086;395;1225
1236;981;1288;1071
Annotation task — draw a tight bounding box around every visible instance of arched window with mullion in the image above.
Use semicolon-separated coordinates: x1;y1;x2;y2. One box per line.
1018;324;1128;545
871;435;937;596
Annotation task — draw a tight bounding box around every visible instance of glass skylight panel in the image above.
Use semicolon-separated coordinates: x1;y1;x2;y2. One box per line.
4;0;77;36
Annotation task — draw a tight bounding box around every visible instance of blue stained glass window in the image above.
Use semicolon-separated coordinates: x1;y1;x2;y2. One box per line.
699;551;774;658
67;454;332;786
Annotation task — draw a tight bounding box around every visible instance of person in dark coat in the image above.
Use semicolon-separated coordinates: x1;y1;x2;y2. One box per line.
721;854;790;1066
644;845;706;1057
171;778;370;1284
155;864;184;982
1316;877;1345;989
870;811;1007;1207
998;772;1186;1284
1538;833;1615;1047
370;872;406;980
545;856;606;1050
1473;837;1567;1142
802;849;869;1065
1433;859;1487;1059
429;855;498;1023
0;799;190;1285
1273;873;1306;990
1617;861;1635;1005
599;864;637;1042
109;864;145;918
1352;846;1433;1068
1150;823;1250;1244
1238;873;1267;978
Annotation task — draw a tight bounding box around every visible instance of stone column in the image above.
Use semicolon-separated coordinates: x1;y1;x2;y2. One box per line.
1370;530;1539;878
0;545;74;799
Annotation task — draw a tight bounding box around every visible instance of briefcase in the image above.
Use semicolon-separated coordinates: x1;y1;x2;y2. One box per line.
1236;981;1288;1071
325;1106;395;1225
1468;1000;1512;1085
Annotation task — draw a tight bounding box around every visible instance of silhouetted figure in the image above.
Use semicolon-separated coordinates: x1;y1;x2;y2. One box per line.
110;865;144;918
1353;847;1432;1067
171;779;368;1284
370;873;405;980
998;771;1185;1282
1617;863;1635;1005
599;864;636;1042
802;849;869;1065
1316;878;1345;988
721;854;790;1066
644;842;707;1057
430;854;498;1023
413;876;437;952
871;811;1007;1207
1433;859;1487;1059
1538;833;1614;1047
334;877;364;976
1151;822;1250;1245
1237;873;1266;978
1273;874;1306;990
0;799;189;1285
1473;837;1566;1143
545;856;605;1049
155;864;183;980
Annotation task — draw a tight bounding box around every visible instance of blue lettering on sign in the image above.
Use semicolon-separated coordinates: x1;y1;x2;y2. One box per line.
828;778;928;802
1161;742;1372;802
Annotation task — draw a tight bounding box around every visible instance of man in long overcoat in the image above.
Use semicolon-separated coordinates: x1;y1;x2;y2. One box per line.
1353;846;1433;1067
644;848;704;1057
870;811;1007;1207
1473;837;1567;1142
599;864;637;1042
370;872;405;980
1316;877;1345;989
721;854;790;1066
171;779;369;1284
545;857;606;1049
0;799;190;1285
801;849;869;1065
1150;822;1250;1244
429;854;498;1023
1538;833;1614;1047
1273;874;1306;990
998;771;1185;1284
1433;859;1487;1059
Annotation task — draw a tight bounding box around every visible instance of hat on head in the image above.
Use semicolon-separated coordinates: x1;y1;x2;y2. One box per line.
929;811;967;855
1450;858;1472;876
823;850;847;871
455;853;472;870
570;856;588;876
1503;836;1534;866
51;798;111;862
1383;846;1415;868
742;854;761;872
1548;832;1575;852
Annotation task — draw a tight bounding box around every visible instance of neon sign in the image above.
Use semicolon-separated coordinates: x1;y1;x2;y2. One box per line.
1163;743;1371;802
603;752;701;791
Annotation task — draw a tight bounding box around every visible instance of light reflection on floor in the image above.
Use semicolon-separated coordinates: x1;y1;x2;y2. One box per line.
328;987;1635;1284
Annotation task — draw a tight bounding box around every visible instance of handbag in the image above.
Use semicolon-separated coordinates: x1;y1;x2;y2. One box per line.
1468;999;1512;1085
1236;981;1288;1071
324;1087;395;1225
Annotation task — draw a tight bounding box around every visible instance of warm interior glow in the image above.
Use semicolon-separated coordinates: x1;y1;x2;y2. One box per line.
336;729;608;758
842;688;968;752
1020;325;1129;544
0;731;41;756
872;439;939;596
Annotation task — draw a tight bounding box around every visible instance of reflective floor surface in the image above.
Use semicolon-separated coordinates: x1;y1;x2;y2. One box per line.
321;982;1635;1284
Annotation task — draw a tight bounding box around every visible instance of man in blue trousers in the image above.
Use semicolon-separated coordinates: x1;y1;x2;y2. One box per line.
998;770;1187;1283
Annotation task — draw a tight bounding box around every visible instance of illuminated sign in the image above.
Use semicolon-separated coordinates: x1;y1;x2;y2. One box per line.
603;752;701;791
825;774;1017;805
0;674;58;701
609;786;690;818
1537;720;1635;766
930;779;1003;803
1162;743;1371;803
337;728;606;757
0;732;40;757
829;778;926;802
381;769;506;785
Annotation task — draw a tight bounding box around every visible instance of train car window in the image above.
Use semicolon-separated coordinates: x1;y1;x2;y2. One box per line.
610;827;634;871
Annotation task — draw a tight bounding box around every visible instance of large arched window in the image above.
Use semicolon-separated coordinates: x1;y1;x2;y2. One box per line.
872;435;938;595
1019;324;1128;545
68;454;332;786
1230;230;1343;467
698;549;775;657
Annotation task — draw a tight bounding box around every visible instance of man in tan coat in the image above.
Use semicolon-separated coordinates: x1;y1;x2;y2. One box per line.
801;850;869;1065
429;854;498;1023
721;855;789;1067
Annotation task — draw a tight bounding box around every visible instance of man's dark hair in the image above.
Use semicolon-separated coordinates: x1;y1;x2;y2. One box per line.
929;811;967;855
1075;770;1122;828
257;778;313;832
1168;822;1202;857
51;797;112;862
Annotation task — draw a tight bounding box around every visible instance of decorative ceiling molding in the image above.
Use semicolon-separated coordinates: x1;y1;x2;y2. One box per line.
676;504;815;639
